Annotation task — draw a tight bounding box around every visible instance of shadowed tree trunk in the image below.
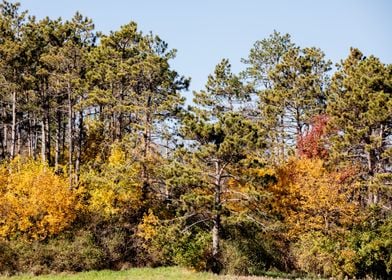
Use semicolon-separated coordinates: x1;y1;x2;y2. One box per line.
10;89;16;158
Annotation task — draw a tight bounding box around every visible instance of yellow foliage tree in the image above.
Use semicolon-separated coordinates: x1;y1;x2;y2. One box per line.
80;144;143;218
0;157;79;240
136;209;159;248
224;164;276;220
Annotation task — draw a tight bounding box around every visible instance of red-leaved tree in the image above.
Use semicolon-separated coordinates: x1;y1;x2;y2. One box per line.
297;114;329;159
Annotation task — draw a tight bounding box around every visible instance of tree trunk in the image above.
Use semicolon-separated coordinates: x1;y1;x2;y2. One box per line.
55;110;61;170
62;115;66;165
365;132;377;204
0;126;4;159
41;118;46;162
16;125;21;155
280;115;285;162
41;82;47;162
2;123;7;159
75;110;83;185
141;97;152;202
46;109;51;165
367;149;375;177
10;89;16;158
212;161;221;258
210;160;222;274
212;216;220;257
33;117;38;159
68;83;73;189
45;116;50;164
141;126;149;201
28;115;32;157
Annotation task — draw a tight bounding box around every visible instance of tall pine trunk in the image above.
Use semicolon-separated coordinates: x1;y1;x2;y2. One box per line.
75;110;83;185
41;83;47;162
2;105;7;158
10;89;16;158
211;160;222;273
141;96;152;202
68;83;73;189
41;118;46;162
27;115;32;157
45;108;51;165
55;110;61;170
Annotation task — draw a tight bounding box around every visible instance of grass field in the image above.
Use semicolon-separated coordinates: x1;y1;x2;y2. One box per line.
0;267;290;280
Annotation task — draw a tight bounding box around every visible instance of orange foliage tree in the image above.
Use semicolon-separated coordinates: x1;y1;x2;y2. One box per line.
270;157;358;238
267;157;361;276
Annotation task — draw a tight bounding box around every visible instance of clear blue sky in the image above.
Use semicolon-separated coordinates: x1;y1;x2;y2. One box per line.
20;0;392;101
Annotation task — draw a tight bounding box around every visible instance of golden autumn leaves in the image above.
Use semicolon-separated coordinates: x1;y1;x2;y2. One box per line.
0;157;78;240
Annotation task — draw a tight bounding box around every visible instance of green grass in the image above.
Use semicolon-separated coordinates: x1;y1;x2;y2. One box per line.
0;267;291;280
0;267;217;280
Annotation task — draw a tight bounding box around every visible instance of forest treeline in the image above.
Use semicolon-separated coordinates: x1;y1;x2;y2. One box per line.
0;1;391;279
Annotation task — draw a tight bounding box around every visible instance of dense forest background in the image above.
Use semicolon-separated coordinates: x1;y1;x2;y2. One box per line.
0;2;391;278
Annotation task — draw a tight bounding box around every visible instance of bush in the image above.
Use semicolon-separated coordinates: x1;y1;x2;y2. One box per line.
46;230;105;272
349;211;392;279
0;230;104;275
136;214;212;271
220;241;251;275
0;241;16;275
0;158;79;240
220;222;293;276
292;231;358;278
172;231;211;271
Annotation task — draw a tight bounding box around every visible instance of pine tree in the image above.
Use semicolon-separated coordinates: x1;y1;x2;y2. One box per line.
85;22;189;204
241;31;295;162
328;48;392;206
268;47;331;149
39;13;95;184
242;32;331;162
175;60;265;272
0;1;27;159
193;58;252;118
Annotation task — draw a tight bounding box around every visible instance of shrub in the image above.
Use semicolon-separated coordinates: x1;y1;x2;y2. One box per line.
0;230;105;275
0;240;16;275
0;158;79;240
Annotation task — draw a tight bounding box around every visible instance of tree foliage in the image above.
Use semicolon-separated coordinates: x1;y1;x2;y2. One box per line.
271;157;359;239
0;2;391;278
0;157;78;240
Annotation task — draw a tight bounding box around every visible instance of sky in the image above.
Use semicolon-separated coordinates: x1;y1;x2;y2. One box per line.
19;0;392;102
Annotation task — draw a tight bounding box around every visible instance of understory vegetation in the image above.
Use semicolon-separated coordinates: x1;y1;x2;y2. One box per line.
0;1;391;279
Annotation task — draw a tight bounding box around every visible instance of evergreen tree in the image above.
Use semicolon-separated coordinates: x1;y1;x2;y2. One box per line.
173;60;266;272
39;13;95;184
193;58;252;118
328;48;392;206
85;21;189;205
242;32;331;162
0;0;27;159
241;31;295;162
268;47;331;150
